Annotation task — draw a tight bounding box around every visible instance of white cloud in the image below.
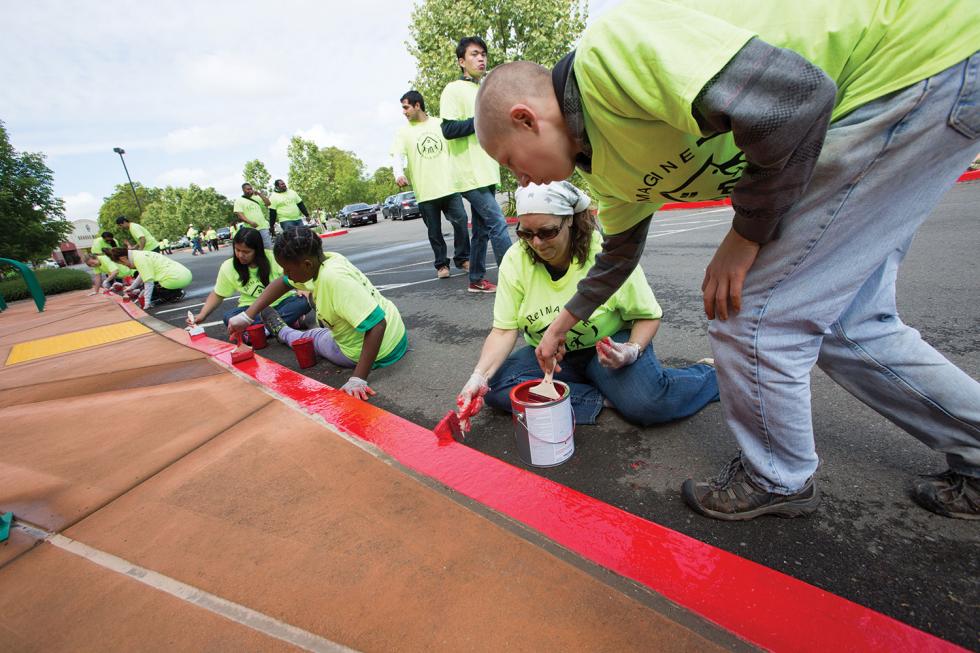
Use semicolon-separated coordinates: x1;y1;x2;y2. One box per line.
155;167;210;187
63;191;101;220
181;52;276;98
162;125;243;154
270;125;349;158
155;167;245;199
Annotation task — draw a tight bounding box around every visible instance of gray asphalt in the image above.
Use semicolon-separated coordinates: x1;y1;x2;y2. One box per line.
149;182;980;650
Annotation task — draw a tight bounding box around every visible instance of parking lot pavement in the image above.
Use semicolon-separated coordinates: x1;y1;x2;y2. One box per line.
146;184;980;649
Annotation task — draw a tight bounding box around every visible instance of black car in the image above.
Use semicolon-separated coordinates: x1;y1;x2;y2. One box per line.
338;203;378;228
381;195;398;219
390;191;420;220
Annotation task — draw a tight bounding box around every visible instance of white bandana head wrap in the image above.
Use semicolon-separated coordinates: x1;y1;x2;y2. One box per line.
515;181;591;217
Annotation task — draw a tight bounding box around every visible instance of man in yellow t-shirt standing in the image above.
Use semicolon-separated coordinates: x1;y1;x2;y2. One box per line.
269;179;309;231
440;36;512;293
392;90;469;279
233;182;272;248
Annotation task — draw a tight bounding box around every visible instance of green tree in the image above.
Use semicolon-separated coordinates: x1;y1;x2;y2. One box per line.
0;120;73;263
97;183;160;236
287;138;369;212
407;0;588;116
407;0;589;207
366;166;400;204
242;159;271;193
141;185;233;241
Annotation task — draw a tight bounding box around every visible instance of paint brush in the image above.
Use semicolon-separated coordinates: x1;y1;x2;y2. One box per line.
528;362;560;401
186;311;206;339
230;332;254;364
434;410;464;443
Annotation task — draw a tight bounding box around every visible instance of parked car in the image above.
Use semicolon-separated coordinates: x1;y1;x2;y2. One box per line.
337;203;378;228
381;195;398;219
390;191;420;221
216;227;231;241
174;236;190;248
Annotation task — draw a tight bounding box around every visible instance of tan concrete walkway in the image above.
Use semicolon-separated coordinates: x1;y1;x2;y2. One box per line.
0;292;748;652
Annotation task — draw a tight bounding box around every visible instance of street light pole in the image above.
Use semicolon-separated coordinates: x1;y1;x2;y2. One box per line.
112;147;143;216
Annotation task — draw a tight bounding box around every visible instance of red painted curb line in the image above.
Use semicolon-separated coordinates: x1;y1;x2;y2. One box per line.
616;170;977;213
319;229;348;239
158;328;962;653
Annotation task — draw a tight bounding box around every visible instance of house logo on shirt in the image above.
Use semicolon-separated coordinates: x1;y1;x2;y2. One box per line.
416;135;444;159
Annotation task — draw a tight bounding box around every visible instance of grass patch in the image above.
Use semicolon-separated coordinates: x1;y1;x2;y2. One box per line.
0;268;92;302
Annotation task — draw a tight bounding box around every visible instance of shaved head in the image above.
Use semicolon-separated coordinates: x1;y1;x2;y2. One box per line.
475;61;554;143
474;60;578;188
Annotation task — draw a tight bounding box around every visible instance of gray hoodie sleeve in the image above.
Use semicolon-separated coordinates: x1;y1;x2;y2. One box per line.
565;217;652;321
693;37;837;244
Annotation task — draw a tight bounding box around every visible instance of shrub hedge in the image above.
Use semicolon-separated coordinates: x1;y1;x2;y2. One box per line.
0;268;92;302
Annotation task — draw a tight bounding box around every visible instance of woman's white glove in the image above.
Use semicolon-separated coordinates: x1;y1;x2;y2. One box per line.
341;376;376;400
596;337;641;369
101;279;113;289
226;311;253;338
456;370;489;432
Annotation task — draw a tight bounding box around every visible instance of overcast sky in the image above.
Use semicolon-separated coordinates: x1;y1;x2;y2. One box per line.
2;0;617;222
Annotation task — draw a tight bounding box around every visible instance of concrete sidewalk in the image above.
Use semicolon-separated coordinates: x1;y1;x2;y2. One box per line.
0;292;747;652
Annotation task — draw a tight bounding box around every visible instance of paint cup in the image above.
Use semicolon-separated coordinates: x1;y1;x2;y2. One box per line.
509;379;575;467
245;323;267;350
293;336;317;369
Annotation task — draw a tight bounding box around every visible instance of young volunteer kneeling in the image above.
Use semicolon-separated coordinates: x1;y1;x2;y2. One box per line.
456;181;718;428
226;227;407;400
186;227;311;328
82;252;134;294
106;248;191;307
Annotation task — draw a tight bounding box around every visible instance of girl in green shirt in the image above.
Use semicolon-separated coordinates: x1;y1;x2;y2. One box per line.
226;226;407;401
188;227;311;328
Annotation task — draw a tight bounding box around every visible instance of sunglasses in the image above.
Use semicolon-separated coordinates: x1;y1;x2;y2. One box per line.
515;217;568;242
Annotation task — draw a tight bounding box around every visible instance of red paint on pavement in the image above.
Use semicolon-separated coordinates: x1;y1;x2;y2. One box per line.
958;169;980;182
319;229;348;239
164;330;962;653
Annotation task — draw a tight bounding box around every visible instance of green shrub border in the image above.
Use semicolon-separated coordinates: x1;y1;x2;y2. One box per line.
0;268;92;302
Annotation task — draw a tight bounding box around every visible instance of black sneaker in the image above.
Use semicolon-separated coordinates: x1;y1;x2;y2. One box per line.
910;470;980;520
682;455;820;521
259;307;288;340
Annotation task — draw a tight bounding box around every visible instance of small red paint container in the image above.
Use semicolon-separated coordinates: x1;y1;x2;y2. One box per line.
293;336;316;369
245;323;267;349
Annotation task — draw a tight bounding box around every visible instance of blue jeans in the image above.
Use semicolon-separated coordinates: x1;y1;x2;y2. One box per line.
485;330;719;426
462;186;512;283
709;53;980;494
419;194;470;269
191;238;204;255
222;294;311;326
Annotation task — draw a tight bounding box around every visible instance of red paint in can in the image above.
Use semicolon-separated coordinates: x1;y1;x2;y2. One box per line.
245;323;267;349
509;379;575;467
293;336;317;369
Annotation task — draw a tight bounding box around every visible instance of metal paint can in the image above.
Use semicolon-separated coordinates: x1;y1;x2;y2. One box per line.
509;380;575;467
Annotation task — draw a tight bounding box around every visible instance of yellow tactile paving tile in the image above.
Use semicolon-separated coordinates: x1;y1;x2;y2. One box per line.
5;321;151;365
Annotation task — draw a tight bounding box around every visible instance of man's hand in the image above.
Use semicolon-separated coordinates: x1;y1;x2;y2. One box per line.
534;324;566;375
596;337;640;369
341;376;376;400
396;176;409;187
702;227;761;320
456;371;489;432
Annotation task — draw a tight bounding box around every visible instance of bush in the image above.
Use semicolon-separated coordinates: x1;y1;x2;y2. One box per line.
0;268;92;302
